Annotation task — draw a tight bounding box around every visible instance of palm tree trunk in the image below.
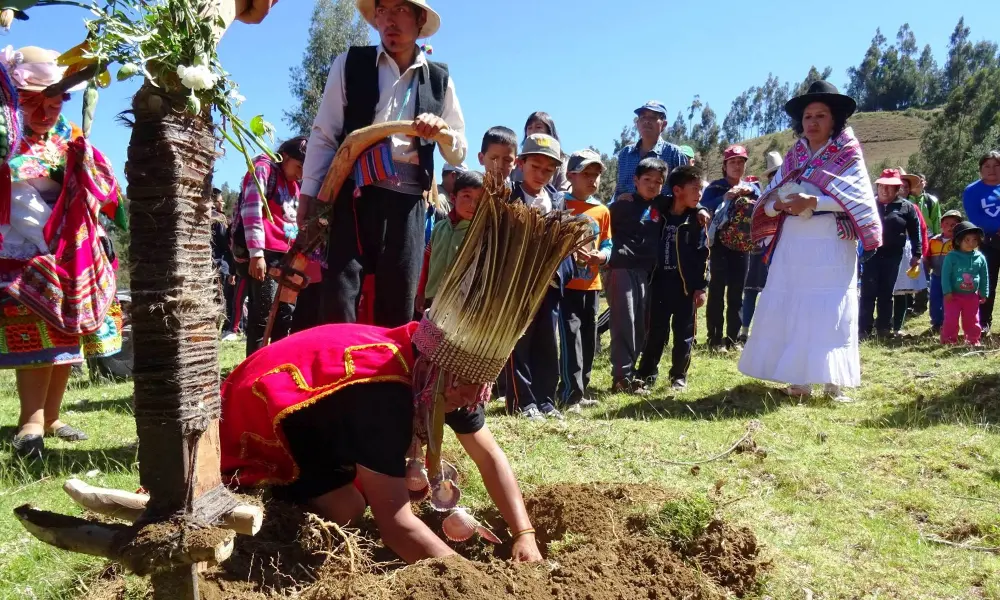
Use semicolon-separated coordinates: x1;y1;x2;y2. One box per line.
124;82;222;600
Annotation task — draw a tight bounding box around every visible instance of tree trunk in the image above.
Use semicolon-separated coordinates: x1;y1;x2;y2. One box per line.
124;83;223;600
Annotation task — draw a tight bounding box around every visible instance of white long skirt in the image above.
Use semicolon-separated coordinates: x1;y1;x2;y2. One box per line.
738;213;861;387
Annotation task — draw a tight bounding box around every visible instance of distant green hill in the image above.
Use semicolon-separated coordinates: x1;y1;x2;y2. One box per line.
703;109;936;180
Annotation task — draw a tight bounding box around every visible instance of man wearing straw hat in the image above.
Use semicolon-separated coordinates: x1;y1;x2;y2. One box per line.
299;0;467;329
220;173;592;564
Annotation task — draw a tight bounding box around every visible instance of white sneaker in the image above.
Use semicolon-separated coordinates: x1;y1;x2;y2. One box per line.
566;404;583;415
221;332;239;342
824;384;854;403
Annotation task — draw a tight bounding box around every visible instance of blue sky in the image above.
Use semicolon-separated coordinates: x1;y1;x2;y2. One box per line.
8;0;1000;190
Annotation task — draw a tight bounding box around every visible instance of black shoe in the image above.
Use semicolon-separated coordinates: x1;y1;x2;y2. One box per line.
47;424;88;442
671;378;687;390
12;434;43;460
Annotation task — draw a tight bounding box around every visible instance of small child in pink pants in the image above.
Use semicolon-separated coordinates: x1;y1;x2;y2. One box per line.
941;221;989;345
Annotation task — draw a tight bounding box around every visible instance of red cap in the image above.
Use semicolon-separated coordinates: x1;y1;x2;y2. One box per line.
874;168;903;186
723;145;749;162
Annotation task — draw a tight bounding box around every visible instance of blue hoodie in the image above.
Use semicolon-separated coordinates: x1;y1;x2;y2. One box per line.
962;180;1000;237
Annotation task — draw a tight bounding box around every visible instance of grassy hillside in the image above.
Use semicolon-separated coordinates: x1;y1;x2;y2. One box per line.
703;109;936;180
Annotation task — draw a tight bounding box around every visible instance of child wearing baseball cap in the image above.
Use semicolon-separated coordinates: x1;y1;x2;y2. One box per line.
559;150;612;412
505;133;568;420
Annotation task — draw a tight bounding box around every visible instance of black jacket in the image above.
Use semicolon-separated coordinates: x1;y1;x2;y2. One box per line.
211;219;235;278
608;196;660;270
654;195;709;295
877;198;921;256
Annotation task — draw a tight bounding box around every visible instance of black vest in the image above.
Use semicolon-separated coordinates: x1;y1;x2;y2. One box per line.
339;45;449;192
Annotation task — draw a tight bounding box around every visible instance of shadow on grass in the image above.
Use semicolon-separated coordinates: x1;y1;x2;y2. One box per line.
67;394;134;415
608;383;786;421
862;372;1000;429
0;428;137;481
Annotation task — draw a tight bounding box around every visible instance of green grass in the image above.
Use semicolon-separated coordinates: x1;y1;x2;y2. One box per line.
2;314;1000;599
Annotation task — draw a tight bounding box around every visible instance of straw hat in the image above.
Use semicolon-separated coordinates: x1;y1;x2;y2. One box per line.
0;46;86;92
900;172;924;194
764;151;783;177
356;0;441;38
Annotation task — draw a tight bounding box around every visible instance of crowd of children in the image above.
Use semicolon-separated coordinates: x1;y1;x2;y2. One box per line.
215;102;992;423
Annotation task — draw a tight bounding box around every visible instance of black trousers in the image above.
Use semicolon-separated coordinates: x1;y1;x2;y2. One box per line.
860;250;902;335
893;294;911;331
636;271;696;383
245;264;294;356
980;243;1000;330
217;275;235;332
320;184;425;328
706;245;748;346
290;282;324;334
558;288;599;405
505;289;560;414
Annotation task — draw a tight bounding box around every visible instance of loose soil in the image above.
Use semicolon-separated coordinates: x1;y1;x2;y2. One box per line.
91;484;767;600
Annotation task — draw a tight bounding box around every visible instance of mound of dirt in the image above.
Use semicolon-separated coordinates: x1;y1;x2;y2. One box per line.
193;484;766;600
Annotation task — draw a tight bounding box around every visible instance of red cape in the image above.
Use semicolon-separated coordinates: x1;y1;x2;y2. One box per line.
220;322;418;487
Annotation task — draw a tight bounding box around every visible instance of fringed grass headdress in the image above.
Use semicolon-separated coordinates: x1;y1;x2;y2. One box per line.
408;169;594;513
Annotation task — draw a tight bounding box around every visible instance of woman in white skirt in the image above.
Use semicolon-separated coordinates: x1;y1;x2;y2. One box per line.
739;81;882;402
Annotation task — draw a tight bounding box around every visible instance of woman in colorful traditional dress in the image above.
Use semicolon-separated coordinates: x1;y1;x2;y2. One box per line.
230;136;306;356
739;81;881;402
2;46;126;458
221;172;586;563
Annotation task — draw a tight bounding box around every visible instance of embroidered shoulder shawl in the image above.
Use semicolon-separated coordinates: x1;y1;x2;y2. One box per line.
751;127;882;253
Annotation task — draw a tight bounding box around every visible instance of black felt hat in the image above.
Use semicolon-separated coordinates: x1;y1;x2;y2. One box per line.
784;80;857;122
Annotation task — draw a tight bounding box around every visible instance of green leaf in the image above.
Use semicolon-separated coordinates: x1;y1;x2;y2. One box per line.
186;92;201;116
116;63;139;81
249;115;276;141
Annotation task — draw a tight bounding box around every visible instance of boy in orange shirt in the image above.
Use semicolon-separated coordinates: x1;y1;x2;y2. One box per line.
559;150;612;412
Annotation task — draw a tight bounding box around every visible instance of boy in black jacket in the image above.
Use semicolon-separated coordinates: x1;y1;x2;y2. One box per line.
634;166;709;390
607;157;667;392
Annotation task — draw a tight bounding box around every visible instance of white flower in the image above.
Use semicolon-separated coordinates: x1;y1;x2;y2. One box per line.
176;64;218;91
228;89;246;105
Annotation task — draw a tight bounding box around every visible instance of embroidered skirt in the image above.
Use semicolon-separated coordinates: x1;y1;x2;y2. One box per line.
0;292;123;369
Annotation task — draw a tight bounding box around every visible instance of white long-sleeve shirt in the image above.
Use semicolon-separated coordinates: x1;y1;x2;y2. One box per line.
300;44;467;198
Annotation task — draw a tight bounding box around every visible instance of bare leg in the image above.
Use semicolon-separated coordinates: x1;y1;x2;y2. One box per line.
308;482;368;526
16;366;54;437
43;364;73;432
